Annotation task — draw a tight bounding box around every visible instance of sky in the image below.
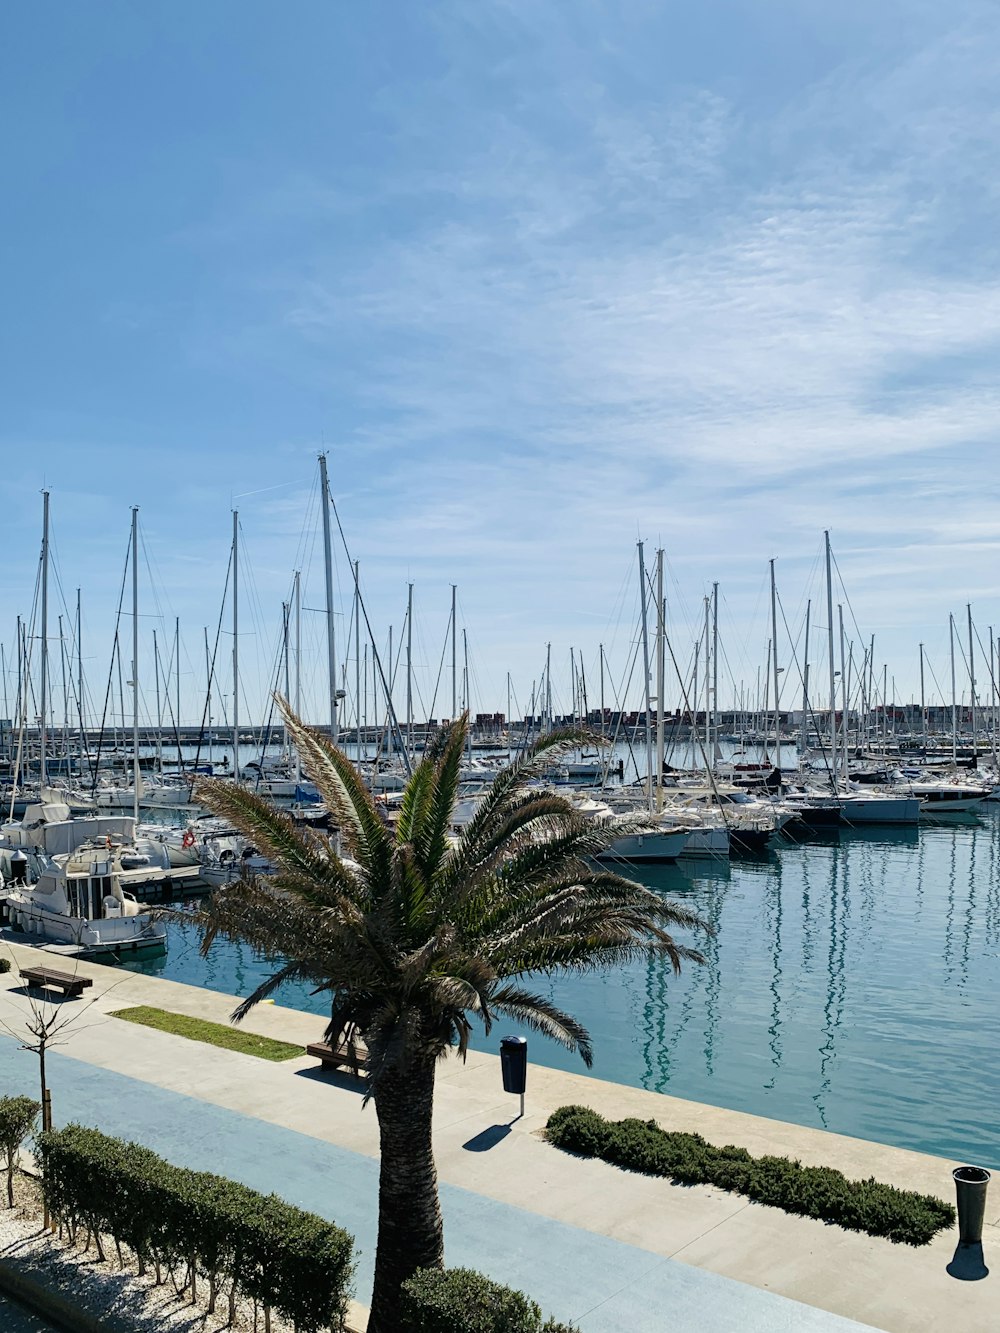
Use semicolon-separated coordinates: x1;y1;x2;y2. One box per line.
2;0;999;728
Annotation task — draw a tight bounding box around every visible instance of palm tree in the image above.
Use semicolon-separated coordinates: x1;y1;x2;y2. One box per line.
192;701;708;1332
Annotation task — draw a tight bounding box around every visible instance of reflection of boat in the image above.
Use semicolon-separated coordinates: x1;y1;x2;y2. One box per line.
2;844;166;956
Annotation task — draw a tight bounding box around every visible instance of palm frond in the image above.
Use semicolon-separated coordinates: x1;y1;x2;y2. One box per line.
277;695;393;881
486;985;594;1065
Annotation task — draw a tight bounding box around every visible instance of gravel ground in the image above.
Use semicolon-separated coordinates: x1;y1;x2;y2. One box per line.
0;1173;348;1332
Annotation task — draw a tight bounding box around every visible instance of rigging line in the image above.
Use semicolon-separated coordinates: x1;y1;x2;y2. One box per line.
324;482;410;774
90;526;134;794
187;545;234;785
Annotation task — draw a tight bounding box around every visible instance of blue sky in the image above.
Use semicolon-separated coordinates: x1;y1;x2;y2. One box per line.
2;1;999;726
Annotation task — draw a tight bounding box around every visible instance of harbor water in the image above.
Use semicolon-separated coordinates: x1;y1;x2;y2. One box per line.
120;801;1000;1170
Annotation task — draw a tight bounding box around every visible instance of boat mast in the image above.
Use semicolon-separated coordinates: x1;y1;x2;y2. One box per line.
174;616;180;743
712;581;719;756
318;453;339;744
451;585;457;721
131;506;140;822
655;549;665;811
838;604;848;775
919;643;926;746
599;643;605;738
949;613;957;764
463;628;471;760
967;604;977;755
824;530;837;786
204;627;212;766
294;570;302;781
58;615;68;773
406;582;413;757
770;559;780;768
153;629;162;775
355;561;361;761
800;599;811;753
40;489;50;787
637;541;653;809
703;595;710;752
232;510;239;779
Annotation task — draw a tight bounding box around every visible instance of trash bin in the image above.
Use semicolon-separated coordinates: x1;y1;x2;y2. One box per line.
953;1166;991;1245
500;1036;527;1096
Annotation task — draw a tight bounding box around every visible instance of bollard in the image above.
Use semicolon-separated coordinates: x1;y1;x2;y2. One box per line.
953;1166;991;1246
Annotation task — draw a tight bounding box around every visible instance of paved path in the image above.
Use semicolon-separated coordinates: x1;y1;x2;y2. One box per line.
1;940;993;1330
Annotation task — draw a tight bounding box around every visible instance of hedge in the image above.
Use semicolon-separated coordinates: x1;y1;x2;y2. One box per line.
400;1267;579;1333
38;1125;354;1330
545;1105;955;1246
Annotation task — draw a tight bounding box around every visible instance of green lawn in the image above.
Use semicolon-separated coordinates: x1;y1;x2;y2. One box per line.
109;1005;305;1062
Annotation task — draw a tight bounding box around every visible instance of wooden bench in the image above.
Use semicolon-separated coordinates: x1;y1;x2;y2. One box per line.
306;1040;369;1077
19;966;93;998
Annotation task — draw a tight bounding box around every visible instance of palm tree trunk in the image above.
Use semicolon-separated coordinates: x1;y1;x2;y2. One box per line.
368;1053;443;1333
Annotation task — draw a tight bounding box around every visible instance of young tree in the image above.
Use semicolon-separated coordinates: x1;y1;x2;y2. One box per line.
194;703;708;1332
0;1095;40;1207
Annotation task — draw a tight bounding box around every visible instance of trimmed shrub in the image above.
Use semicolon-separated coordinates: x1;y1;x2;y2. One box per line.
546;1106;955;1246
400;1267;580;1333
38;1125;355;1329
0;957;11;974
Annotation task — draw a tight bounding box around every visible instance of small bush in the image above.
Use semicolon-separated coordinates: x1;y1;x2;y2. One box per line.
401;1267;542;1333
400;1268;581;1333
0;958;11;974
546;1106;955;1246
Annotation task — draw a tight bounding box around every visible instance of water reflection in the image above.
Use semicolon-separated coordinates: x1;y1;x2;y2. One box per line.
117;810;1000;1166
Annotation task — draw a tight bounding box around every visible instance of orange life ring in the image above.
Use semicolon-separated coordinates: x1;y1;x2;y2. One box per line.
182;830;196;849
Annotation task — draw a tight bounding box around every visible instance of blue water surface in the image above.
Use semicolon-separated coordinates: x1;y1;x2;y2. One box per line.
120;809;1000;1168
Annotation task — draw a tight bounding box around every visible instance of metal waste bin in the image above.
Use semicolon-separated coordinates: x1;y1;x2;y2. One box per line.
953;1166;991;1245
500;1036;527;1114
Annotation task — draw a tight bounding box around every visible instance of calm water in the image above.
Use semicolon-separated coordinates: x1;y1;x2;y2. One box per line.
120;807;1000;1169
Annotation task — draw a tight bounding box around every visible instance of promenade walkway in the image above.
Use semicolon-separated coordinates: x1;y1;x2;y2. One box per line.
1;939;993;1331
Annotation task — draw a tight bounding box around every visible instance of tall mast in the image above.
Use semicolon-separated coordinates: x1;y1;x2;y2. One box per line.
40;490;50;786
919;644;926;745
545;641;552;731
153;629;162;774
318;453;339;743
131;506;140;822
967;604;977;752
712;581;719;753
294;570;302;780
77;591;85;763
637;541;653;808
406;582;413;756
204;626;212;765
703;595;710;752
824;531;837;783
770;559;780;766
58;616;68;771
838;604;848;776
654;549;665;811
800;600;811;753
949;613;957;764
232;510;239;778
355;561;361;761
451;585;457;720
463;628;471;759
599;644;605;738
174;616;180;739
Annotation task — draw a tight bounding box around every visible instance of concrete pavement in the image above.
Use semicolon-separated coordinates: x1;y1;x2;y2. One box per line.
0;938;993;1331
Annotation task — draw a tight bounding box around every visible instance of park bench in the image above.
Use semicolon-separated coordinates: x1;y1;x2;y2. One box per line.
19;966;93;998
306;1039;369;1077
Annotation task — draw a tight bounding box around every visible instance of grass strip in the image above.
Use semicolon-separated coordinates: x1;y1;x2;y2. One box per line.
546;1105;956;1246
109;1005;304;1062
